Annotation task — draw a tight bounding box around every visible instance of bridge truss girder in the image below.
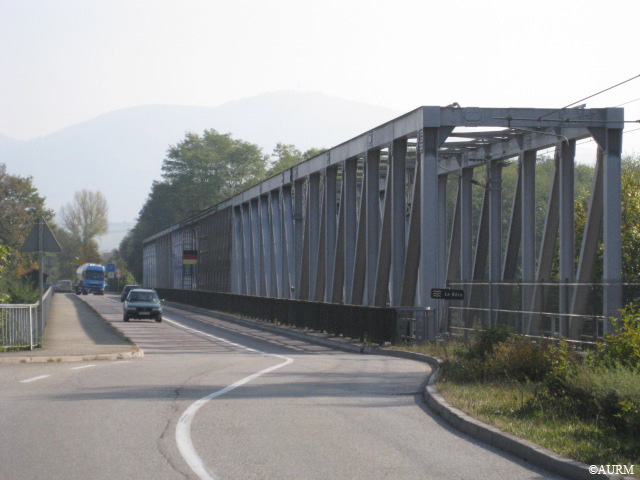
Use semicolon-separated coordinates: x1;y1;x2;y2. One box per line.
146;106;624;339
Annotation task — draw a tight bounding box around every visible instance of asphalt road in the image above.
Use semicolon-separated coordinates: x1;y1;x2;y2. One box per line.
0;295;561;480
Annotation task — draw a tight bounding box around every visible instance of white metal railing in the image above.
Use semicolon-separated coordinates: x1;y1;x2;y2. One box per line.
0;287;53;350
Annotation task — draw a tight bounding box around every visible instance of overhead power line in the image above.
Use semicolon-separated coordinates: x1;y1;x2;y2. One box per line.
540;73;640;120
614;97;640;108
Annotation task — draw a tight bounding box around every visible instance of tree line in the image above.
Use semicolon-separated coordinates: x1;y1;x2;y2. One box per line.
118;130;322;280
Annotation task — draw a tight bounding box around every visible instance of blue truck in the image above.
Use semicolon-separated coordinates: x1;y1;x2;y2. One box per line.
74;263;106;295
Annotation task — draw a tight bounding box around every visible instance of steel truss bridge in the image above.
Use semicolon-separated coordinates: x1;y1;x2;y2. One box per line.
143;105;625;340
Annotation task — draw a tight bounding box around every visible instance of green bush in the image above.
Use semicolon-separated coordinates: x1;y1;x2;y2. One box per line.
467;326;512;360
542;363;640;435
5;279;38;303
442;327;513;383
594;304;640;370
485;336;553;382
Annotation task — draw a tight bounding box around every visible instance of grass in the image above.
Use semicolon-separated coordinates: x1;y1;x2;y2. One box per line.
0;345;30;352
437;380;640;471
389;338;640;475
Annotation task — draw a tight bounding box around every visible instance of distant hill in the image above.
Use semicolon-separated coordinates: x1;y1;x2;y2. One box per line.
0;91;401;233
0;133;19;149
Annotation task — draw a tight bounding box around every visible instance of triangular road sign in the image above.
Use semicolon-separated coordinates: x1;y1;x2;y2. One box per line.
19;217;62;253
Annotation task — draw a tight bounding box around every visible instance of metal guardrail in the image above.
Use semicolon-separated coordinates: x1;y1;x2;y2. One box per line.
395;307;436;344
0;287;53;350
156;288;399;345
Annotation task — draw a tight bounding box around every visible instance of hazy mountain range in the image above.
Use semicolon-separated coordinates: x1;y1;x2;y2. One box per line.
0;91;401;249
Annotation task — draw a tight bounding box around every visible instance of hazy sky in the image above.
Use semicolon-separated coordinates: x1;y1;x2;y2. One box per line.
1;0;639;155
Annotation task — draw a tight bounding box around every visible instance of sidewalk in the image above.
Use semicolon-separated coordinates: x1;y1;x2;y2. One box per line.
0;293;142;364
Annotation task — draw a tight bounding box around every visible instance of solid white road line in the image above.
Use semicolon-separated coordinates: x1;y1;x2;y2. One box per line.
165;316;294;480
20;375;51;383
70;364;96;370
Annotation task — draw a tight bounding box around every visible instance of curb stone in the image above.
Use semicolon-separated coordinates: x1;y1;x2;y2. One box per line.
163;300;633;480
0;349;144;365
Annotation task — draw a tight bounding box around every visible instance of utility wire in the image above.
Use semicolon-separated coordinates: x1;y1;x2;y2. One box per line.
539;73;640;120
614;97;640;108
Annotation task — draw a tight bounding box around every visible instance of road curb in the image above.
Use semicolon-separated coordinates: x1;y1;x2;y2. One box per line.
0;349;144;364
163;301;630;480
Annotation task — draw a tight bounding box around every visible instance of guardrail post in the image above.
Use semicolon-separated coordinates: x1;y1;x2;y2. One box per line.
29;305;34;350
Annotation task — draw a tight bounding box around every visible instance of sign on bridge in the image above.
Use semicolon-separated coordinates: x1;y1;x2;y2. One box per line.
431;288;464;300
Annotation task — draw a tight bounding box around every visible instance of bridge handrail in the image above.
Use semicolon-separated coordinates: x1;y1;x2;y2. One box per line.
0;287;53;350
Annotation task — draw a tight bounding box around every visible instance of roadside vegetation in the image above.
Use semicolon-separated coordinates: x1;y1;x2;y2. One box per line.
397;309;640;471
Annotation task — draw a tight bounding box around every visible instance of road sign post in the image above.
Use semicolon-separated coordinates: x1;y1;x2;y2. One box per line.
19;217;62;349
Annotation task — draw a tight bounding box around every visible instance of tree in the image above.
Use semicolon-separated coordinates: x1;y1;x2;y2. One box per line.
0;163;53;284
120;129;270;281
0;163;53;249
58;190;108;265
59;190;108;245
266;143;325;177
161;129;268;216
0;244;10;303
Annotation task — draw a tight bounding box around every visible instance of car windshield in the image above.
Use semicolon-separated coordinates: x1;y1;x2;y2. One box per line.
128;292;159;302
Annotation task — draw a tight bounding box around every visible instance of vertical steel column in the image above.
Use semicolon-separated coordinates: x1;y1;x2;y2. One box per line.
447;184;461;283
602;128;623;332
460;166;473;326
570;150;603;338
488;160;502;327
282;186;295;299
343;158;357;303
351;173;367;306
401;145;421;306
501;161;522;329
437;174;448;330
270;190;283;298
374;159;392;307
250;199;263;296
559;140;576;336
521;150;536;334
260;194;272;297
366;149;380;305
468;165;489;327
390;139;406;306
308;173;321;298
419;128;440;311
241;203;254;295
527;150;560;336
294;178;305;298
331;177;346;303
232;206;244;294
299;185;311;301
502;161;522;281
324;167;338;302
314;188;327;302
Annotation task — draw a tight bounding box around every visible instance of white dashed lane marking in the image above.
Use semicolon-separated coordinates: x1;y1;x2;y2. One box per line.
20;375;51;383
70;364;96;370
